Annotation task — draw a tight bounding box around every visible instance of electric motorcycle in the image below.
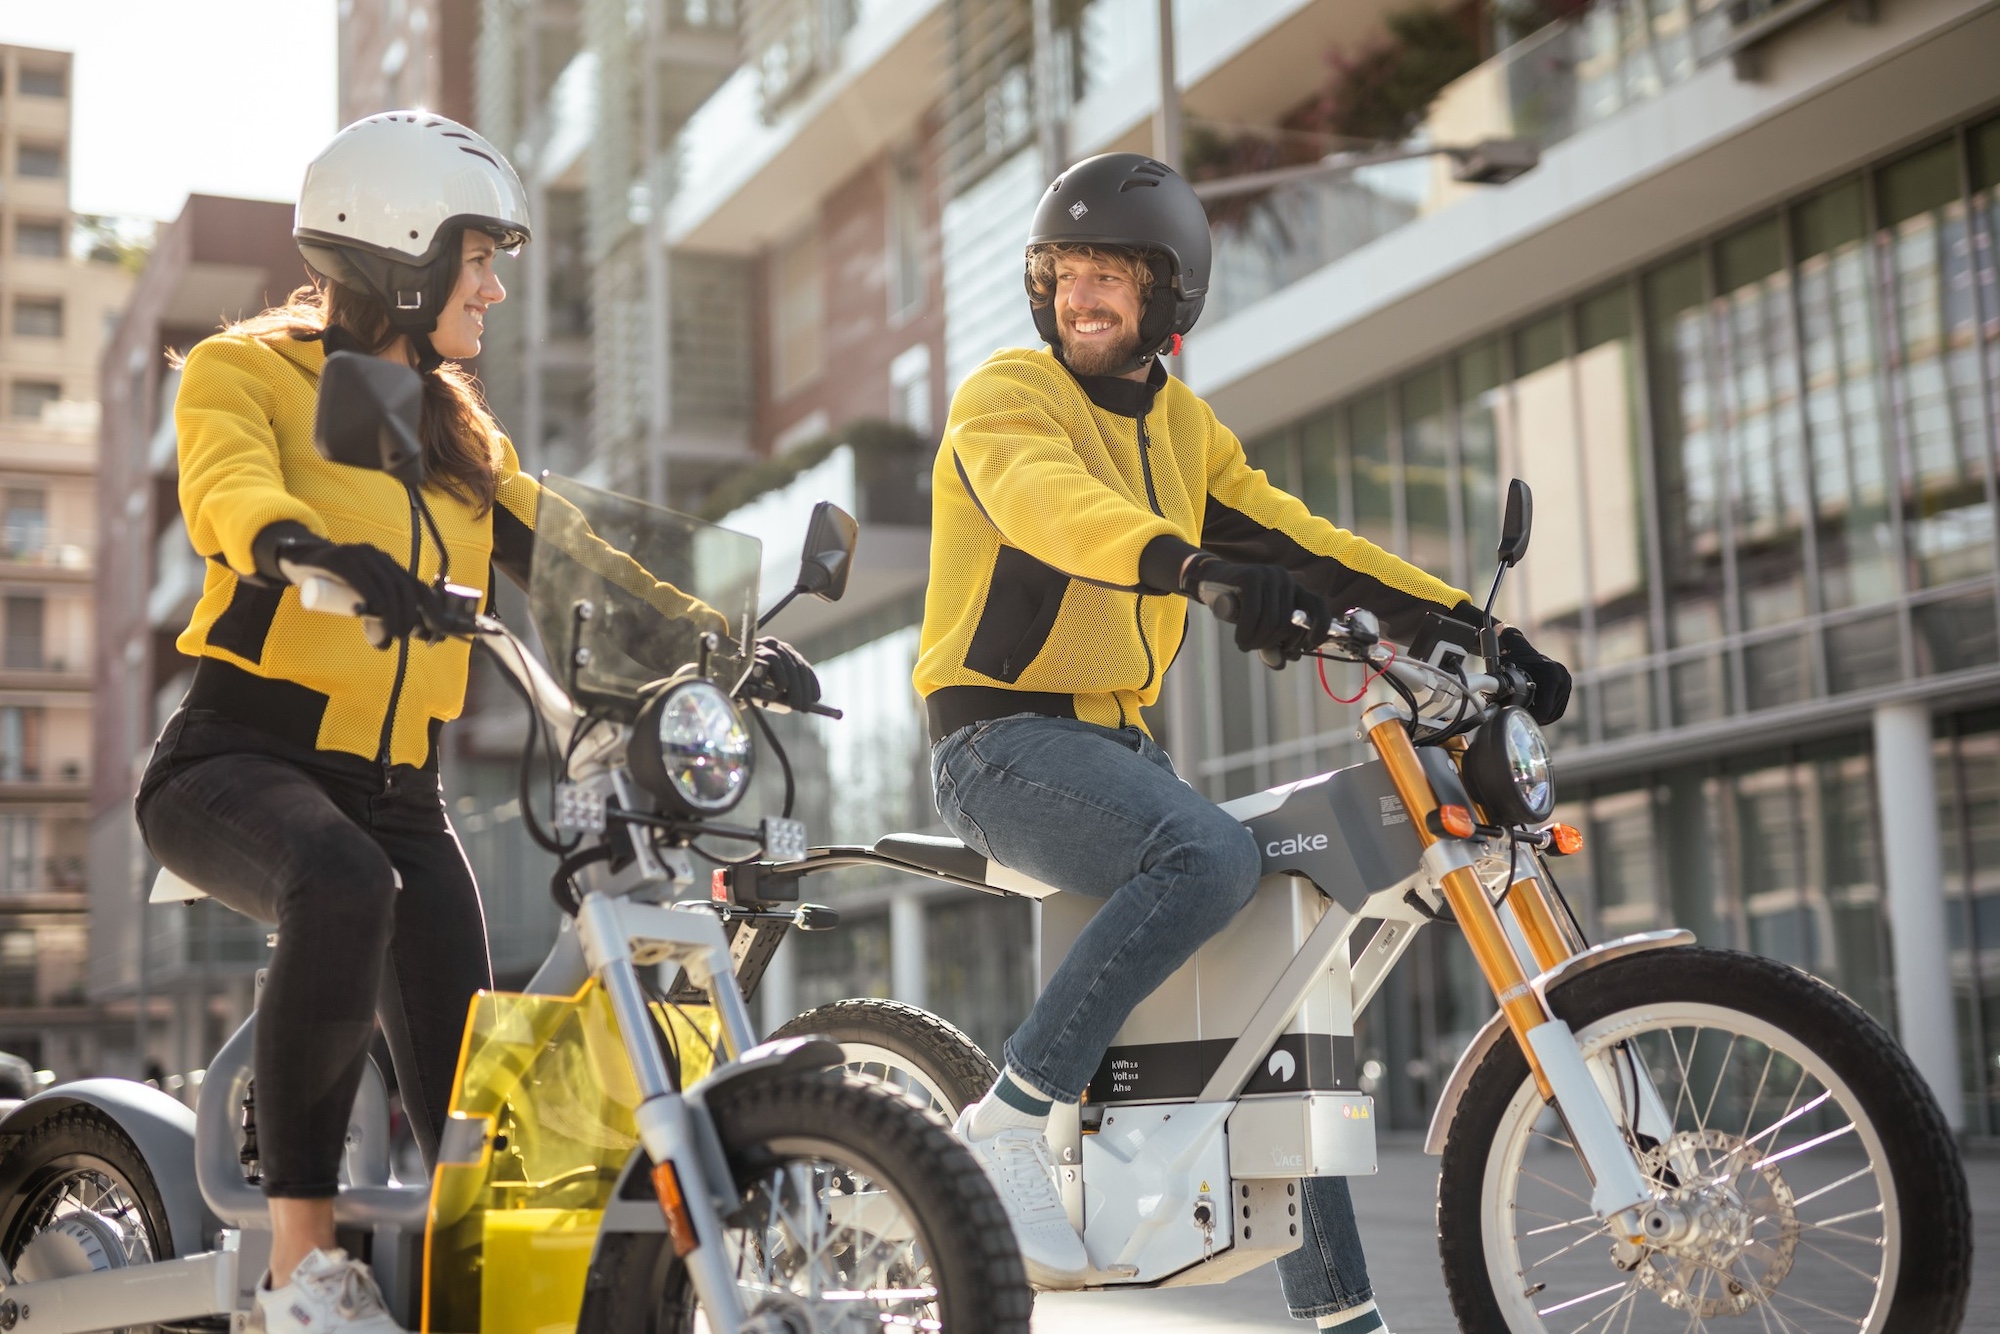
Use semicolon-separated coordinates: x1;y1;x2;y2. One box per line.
0;352;1030;1334
730;480;1973;1332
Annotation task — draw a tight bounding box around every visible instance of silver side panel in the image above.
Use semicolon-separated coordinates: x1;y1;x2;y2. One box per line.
0;1248;237;1332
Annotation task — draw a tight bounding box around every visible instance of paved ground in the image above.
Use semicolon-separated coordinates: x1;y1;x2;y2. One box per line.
1032;1136;2000;1332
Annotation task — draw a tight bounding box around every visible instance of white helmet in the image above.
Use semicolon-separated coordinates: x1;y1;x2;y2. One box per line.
294;111;531;335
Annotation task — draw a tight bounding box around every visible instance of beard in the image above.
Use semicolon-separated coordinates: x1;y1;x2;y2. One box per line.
1059;313;1143;376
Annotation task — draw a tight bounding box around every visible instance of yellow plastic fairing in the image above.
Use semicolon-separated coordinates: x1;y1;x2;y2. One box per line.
421;983;721;1332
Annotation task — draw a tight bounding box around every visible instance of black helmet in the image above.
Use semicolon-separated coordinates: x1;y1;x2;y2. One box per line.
1024;153;1212;370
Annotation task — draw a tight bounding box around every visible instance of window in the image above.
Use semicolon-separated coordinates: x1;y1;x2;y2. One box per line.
0;817;37;893
15;144;63;179
3;491;46;560
18;66;65;98
4;597;44;671
888;152;927;322
10;382;59;421
12;299;61;340
889;343;933;438
0;707;41;782
771;228;824;398
13;221;62;259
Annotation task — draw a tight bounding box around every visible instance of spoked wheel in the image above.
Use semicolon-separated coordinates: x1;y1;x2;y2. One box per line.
771;1000;998;1121
1437;948;1970;1332
580;1072;1030;1332
0;1107;174;1333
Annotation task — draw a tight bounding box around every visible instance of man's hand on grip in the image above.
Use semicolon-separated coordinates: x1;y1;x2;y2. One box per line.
1182;555;1328;657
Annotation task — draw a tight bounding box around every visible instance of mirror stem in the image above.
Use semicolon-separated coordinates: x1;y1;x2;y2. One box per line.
1479;564;1506;663
757;586;802;632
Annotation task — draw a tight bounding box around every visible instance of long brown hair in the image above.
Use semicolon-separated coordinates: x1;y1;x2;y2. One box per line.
204;276;503;515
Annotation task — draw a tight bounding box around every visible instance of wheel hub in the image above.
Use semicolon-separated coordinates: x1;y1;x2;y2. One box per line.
1630;1128;1800;1316
14;1211;131;1282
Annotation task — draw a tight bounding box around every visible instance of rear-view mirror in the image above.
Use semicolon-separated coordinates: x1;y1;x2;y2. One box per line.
797;502;858;603
314;350;425;488
1497;479;1533;567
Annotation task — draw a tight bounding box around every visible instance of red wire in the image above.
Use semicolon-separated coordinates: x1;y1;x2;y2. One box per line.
1319;648;1394;704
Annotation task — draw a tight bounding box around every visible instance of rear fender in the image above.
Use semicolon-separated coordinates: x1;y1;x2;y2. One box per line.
0;1078;217;1257
1423;930;1693;1155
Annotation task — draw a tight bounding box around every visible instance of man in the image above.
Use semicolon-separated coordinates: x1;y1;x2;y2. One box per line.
914;152;1570;1330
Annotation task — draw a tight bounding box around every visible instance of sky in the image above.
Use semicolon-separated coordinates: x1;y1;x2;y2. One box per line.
0;0;339;223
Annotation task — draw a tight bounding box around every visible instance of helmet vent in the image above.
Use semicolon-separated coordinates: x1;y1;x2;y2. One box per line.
458;146;501;168
1119;178;1160;191
337;213;346;222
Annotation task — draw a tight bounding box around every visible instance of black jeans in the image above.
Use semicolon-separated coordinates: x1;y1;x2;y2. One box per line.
136;709;491;1199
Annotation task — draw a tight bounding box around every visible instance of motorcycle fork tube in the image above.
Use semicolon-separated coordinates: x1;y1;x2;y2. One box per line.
1367;715;1553;1100
585;903;750;1329
1507;847;1585;973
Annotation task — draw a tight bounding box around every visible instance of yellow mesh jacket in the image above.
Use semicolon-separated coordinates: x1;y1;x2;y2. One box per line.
173;332;542;769
914;346;1471;740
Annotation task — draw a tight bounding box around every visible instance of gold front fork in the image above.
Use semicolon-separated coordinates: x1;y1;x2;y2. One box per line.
1369;714;1555;1098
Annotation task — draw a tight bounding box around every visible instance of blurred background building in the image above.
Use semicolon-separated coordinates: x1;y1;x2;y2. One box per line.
0;43;133;1081
62;0;2000;1148
89;196;307;1082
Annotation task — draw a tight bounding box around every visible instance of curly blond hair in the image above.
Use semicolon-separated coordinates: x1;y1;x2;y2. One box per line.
1025;243;1160;309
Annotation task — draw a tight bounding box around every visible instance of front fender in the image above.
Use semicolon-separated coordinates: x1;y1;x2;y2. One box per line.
590;1036;846;1243
1423;930;1693;1155
0;1078;217;1257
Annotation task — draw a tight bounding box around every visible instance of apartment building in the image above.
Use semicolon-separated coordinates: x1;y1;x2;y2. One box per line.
0;45;134;1078
575;0;2000;1140
89;196;307;1081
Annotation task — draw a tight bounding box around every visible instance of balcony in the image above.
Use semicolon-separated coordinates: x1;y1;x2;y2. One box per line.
1193;0;2000;435
665;0;944;252
0;537;91;582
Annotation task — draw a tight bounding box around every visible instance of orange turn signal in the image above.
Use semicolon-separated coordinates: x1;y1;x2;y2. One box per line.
1549;823;1585;856
1432;805;1477;840
652;1161;700;1257
711;868;730;902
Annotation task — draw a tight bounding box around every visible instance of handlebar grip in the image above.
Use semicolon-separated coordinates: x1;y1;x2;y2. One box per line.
297;575;363;616
1198;581;1240;624
801;701;844;720
291;570;389;649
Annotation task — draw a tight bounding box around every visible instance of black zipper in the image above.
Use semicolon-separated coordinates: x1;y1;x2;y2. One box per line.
375;487;421;789
1134;415;1163;693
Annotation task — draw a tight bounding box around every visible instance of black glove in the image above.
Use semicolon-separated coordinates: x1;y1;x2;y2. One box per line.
752;638;821;711
261;529;429;646
1182;555;1328;655
1499;625;1571;725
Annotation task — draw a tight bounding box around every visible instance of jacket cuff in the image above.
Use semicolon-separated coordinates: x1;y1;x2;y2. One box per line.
1449;599;1496;631
251;520;324;583
1138;534;1204;595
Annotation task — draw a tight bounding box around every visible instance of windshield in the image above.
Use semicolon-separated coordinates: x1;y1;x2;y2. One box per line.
528;475;762;705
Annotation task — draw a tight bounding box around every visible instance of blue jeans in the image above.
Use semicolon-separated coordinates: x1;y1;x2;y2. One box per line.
931;713;1374;1319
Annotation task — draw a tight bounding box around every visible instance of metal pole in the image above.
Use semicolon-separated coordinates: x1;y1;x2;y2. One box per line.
1152;0;1181;171
641;0;671;507
1031;0;1066;180
522;0;547;468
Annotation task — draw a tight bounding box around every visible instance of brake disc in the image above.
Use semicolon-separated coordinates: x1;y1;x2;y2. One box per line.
1635;1128;1800;1317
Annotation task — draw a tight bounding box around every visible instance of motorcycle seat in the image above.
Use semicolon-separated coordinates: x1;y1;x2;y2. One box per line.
871;834;1061;900
150;865;404;905
873;834;987;882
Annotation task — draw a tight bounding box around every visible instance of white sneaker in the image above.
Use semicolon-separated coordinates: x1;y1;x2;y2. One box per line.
256;1248;406;1333
952;1108;1090;1288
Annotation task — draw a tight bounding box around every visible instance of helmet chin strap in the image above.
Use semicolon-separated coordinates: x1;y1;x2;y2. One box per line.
409;331;447;375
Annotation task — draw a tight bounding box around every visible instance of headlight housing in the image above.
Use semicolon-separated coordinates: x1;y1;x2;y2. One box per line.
1462;705;1555;826
630;679;754;816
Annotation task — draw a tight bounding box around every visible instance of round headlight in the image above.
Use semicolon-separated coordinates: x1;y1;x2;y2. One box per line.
1462;706;1555;826
631;680;753;816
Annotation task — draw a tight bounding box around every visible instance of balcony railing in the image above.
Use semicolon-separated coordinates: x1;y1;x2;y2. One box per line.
0;537;90;573
1204;0;1705;324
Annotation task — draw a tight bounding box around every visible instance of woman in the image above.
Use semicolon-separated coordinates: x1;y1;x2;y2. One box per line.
138;113;815;1334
